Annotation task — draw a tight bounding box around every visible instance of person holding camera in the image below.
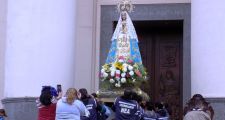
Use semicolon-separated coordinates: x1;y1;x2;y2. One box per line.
37;86;62;120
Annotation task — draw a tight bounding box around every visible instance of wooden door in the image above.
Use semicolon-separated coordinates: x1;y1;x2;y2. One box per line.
135;21;183;120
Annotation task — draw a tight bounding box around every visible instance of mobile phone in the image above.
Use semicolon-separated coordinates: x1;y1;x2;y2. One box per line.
57;84;62;93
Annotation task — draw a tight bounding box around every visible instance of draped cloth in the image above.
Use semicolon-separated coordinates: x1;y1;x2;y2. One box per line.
106;11;142;64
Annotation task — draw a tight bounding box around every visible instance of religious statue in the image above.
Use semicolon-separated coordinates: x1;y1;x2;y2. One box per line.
100;0;147;91
106;8;142;64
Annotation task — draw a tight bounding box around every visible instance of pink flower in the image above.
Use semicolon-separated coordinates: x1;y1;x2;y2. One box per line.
115;74;120;78
135;70;142;77
127;59;133;64
118;56;125;60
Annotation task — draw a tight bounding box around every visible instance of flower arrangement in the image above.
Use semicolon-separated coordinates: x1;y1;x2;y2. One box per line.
100;56;148;88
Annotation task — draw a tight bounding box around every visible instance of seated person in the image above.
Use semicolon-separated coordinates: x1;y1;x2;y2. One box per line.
112;88;140;120
183;94;212;120
79;88;102;120
56;88;89;120
155;102;169;120
91;93;111;120
143;101;157;119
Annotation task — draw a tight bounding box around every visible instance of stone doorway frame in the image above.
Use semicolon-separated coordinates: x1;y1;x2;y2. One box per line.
93;1;191;105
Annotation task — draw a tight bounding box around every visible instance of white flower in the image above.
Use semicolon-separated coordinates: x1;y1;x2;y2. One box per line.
118;83;121;87
116;77;120;80
122;63;128;67
121;73;126;78
110;71;115;77
101;69;105;73
103;72;108;77
110;67;116;71
118;59;124;63
128;65;133;71
116;70;121;74
110;79;115;83
132;79;136;83
122;67;127;72
129;71;134;76
115;83;121;87
121;78;126;83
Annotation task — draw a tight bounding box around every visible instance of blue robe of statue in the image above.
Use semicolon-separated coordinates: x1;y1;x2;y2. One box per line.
106;12;142;64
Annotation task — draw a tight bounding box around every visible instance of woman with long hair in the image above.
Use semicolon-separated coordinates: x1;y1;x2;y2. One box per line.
37;86;61;120
56;88;89;120
79;88;102;120
183;94;214;120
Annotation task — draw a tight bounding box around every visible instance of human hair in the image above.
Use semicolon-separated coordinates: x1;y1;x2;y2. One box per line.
0;109;7;117
155;102;164;110
41;86;58;97
121;88;133;100
132;92;142;104
79;88;91;100
40;90;52;106
91;93;98;98
146;101;155;111
79;88;92;105
66;88;78;105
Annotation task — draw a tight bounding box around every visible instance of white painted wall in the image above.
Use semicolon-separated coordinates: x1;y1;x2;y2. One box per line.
0;0;7;108
4;0;77;97
192;0;225;97
74;0;96;93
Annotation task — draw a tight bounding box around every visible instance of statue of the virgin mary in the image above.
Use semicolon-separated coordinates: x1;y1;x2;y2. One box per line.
100;0;147;91
106;1;142;64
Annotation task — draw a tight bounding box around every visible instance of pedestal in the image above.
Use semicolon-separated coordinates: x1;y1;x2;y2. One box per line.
1;97;38;120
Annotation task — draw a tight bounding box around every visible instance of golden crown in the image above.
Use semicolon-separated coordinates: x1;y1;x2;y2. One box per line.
117;0;134;13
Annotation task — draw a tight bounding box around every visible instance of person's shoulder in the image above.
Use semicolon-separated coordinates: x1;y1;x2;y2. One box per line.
74;99;83;104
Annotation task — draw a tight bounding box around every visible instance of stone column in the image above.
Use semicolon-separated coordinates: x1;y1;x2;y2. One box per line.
0;0;7;109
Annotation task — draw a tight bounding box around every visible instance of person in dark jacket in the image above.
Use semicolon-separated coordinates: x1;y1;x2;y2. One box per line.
79;88;102;120
112;88;140;120
155;102;169;120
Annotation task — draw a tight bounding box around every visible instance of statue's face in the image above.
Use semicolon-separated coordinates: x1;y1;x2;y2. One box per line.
121;12;127;21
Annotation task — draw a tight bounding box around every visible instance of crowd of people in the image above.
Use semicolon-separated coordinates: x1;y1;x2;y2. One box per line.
37;86;171;120
37;86;111;120
0;86;215;120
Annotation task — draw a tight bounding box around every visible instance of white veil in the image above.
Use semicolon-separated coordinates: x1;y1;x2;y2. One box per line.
111;11;138;42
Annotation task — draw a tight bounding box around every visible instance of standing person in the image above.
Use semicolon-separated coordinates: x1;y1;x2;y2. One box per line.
37;86;62;120
56;88;89;120
79;88;102;120
112;88;140;120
